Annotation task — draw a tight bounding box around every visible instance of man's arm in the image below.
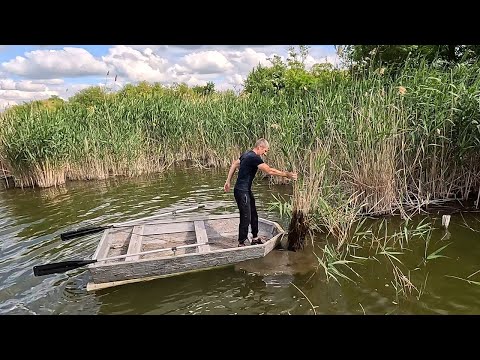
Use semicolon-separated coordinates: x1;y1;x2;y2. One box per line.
258;163;298;180
224;159;240;192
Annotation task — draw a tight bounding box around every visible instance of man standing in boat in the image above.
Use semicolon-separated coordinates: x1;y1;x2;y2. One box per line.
223;138;297;247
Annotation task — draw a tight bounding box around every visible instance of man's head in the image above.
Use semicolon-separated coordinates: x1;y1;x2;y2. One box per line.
254;138;269;156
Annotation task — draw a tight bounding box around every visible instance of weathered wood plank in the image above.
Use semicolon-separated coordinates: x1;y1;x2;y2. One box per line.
114;213;240;227
89;245;266;284
126;225;144;261
142;232;196;246
258;218;283;234
143;222;194;235
257;218;277;226
86;264;231;291
206;230;271;240
107;227;133;247
110;214;281;239
263;232;284;256
92;228;111;260
194;220;210;253
207;231;239;238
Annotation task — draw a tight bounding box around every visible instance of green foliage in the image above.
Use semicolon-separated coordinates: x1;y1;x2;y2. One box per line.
69;86;110;107
117;82;167;99
243;45;345;95
45;95;65;108
4;95;66;116
243;55;288;95
170;82;193;96
268;194;293;218
192;81;215;96
341;45;480;72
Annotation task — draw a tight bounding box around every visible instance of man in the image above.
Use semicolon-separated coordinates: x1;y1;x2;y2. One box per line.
223;138;298;247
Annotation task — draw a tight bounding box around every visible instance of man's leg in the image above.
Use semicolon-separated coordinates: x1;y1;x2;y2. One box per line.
249;191;259;239
234;189;251;245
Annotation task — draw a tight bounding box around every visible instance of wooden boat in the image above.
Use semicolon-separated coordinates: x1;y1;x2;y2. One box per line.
86;213;285;291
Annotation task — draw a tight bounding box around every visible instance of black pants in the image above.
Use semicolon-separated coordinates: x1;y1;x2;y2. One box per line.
234;188;258;243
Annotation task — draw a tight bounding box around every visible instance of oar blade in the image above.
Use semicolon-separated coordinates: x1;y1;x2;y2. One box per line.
33;260;97;276
60;226;109;241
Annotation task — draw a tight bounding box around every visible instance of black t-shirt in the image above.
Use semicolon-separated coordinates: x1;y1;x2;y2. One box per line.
234;150;264;191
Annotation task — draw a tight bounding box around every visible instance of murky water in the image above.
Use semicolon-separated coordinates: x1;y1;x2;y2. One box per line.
1;167;480;314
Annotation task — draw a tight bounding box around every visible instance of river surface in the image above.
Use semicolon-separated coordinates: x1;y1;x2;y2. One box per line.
1;166;479;314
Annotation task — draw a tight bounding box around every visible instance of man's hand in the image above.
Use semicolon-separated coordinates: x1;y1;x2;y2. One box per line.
287;172;298;181
224;181;231;192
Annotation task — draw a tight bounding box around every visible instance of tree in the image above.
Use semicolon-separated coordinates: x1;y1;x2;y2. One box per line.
69;86;108;106
192;82;215;96
44;95;65;109
287;45;310;70
243;55;287;95
243;45;340;95
340;45;480;70
172;82;193;96
203;81;215;95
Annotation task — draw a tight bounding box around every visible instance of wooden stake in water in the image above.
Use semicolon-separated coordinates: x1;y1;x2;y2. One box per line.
442;215;451;229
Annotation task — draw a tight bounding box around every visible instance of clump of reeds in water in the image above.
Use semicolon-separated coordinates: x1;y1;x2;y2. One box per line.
287;209;308;251
287;139;330;251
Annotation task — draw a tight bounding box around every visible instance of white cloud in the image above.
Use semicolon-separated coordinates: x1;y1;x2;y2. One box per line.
16;81;47;92
31;79;64;85
226;74;244;85
305;54;342;68
2;47;108;78
171;63;189;76
0;78;94;111
185;77;208;87
0;89;58;102
101;46;230;86
102;45;170;83
1;79;46;92
127;45;176;52
325;55;342;67
182;51;234;74
0;98;17;111
50;83;92;100
221;48;272;73
0;79;16;90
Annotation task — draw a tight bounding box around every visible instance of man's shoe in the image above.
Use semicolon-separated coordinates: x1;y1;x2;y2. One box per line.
251;237;265;245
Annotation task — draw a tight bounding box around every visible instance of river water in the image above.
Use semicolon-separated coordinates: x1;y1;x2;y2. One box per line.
1;167;479;314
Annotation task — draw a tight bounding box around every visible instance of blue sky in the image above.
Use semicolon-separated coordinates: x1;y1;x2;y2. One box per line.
0;45;339;110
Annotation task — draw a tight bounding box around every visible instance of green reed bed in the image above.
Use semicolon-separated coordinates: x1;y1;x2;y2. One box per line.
281;61;480;251
1;61;479;252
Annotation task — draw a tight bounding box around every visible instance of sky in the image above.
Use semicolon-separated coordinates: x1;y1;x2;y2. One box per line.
0;45;339;111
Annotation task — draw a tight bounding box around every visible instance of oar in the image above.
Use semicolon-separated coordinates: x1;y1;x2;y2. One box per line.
60;204;206;241
33;260;97;276
33;241;213;276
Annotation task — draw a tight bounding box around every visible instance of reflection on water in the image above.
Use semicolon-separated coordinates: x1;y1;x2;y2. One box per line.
1;166;480;314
